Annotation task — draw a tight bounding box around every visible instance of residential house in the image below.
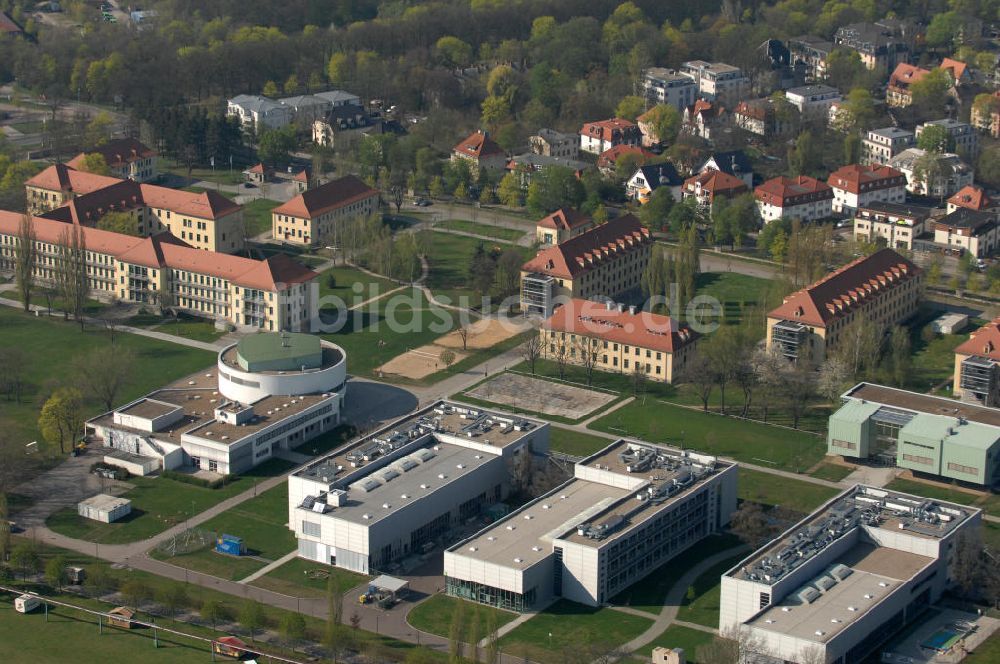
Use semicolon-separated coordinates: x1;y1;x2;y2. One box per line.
852;202;934;251
682;170;749;210
953;317;1000;405
0;11;23;37
915;118;979;159
243;163;272;185
67;138;158;183
535;208;594;246
451;130;507;171
505;154;589;187
834;22;911;74
785;84;842;118
279;95;334;125
529;129;579;159
580;118;641;155
26;164;246;253
754;175;834;223
626;163;684;204
940;58;972;86
788;36;834;80
765;248;922;363
971;91;1000;137
889;148;973;199
540;299;698;383
887;63;959;108
596;145;654;175
698;151;754;188
640;68;698;111
679;101;730;142
312;104;379;148
313;90;362;108
293;169;310;194
271;175;380;247
0;212;317;331
933;208;998;258
520;215;652;317
827;164;907;215
733;98;794;138
226;95;293;131
679;61;750;108
862;127;915;166
947;185;992;213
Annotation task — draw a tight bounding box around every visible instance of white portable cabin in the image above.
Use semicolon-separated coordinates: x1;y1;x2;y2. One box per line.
14;594;40;613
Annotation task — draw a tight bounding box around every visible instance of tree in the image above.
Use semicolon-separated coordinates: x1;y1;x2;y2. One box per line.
615;95;645;122
826;49;871;92
84;113;114;147
782;359;818;432
14;214;36;313
788;131;820;176
280;612;306;649
158;583;188;616
641;104;681;146
457;325;470;351
85;564;117;597
440;349;456;369
526;166;586;216
818;355;852;402
639;186;675;231
240;600;266;642
917;124;954;153
521;332;542;374
45;554;68;590
436;36;473;67
121;578;151;609
39;387;84;454
59;224;89;327
262;80;279;97
680;354;716;411
951;531;1000;602
97;211;139;236
910;68;952;116
730;501;777;548
977;148;1000;188
0;494;9;564
74;347;134;411
497;172;522;207
200;599;226;630
887;325;911;387
76;152;111;176
632;360;646;396
574;336;599;386
10;541;39;580
257;125;297;166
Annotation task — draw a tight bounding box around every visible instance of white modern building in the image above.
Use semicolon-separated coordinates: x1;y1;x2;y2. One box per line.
827;164;907;216
720;485;980;664
862;127;915;166
890;148;974;199
915;118;979;160
679;60;750;107
78;494;132;523
444;440;738;610
785;85;842;118
288;403;550;575
641;67;698;111
86;333;346;476
226;95;293;131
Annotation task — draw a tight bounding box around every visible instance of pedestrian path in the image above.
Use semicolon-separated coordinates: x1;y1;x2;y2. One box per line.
238;550;298;584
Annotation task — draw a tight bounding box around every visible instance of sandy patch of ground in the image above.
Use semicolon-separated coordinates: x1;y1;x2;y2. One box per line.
465;373;617;419
436;317;529;350
377;345;471;380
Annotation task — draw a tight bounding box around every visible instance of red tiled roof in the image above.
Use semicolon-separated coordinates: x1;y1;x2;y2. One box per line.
596;145;654;170
294;169;309;182
889;63;931;91
683;170;748;200
948;185;991;211
139;186;240;219
754;175;833;207
26;163;121;195
453;130;504;159
955;317;1000;361
580;118;638;143
522;214;651;280
536;208;592;232
272;174;378;219
735;99;770;121
767;248;921;328
940;58;968;81
0;11;22;34
67;137;155;170
543;298;698;354
246;163;268;174
827;164;905;195
0;211;316;292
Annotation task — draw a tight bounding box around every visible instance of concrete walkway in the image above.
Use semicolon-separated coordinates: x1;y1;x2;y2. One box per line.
618;544;751;654
238;550;299;585
431;225;532;248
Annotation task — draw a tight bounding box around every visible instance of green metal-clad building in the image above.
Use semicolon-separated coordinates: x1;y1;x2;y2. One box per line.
827;382;1000;486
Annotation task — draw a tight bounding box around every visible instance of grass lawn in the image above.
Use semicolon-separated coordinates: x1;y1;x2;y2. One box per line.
676;553;748;627
0;307;215;456
151;484;296;581
241;198;281;238
45;458;294;545
549;428;614;457
809;463;854;482
408;594;517;640
966;629;1000;663
590;400;826;472
162;160;245;185
612;533;742;614
319;287;457;378
903;307;979;392
0;600;211;664
424;231;530;306
125;313;225;343
983;521;1000;551
511;359;676;400
633;624;715;661
291;424;356;458
250;557;369;599
688;272;774;326
316;264;398;307
884;479;980;507
499;599;652;662
739;469;840;513
7;287;106;317
437;219;526;242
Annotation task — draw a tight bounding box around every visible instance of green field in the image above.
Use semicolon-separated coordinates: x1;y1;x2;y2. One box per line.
150;484;296;580
549;428;614;457
316;264;399;308
676;553;747;627
241;198;281;238
250;556;369;599
688;272;774;326
884;479;980;506
0;307;215;455
966;631;1000;663
632;624;715;661
123;312;226;343
612;533;742;615
809;463;854;482
437;219;527;242
407;595;517;640
510;359;676;400
590;400;826;472
162;160;245;185
739;469;841;513
424;231;531;306
499;599;652;662
45;459;293;545
0;601;211;664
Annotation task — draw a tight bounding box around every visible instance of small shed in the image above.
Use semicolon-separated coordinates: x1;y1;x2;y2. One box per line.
66;566;86;585
243;163;271;184
652;646;686;664
293;168;310;193
77;494;131;523
103;451;158;477
214;533;246;556
108;606;137;629
213;635;250;658
369;575;409;602
932;312;969;335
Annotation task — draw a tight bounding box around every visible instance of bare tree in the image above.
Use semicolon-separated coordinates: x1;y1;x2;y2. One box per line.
74;347;135;411
391;185;404;214
680;354;716;411
818;355;852;402
100;313;123;346
14;214;36;313
58;224;89;328
782;359;817;431
752;346;787;423
552;336;569;380
632;361;646;396
575;336;599;386
521;331;542;374
730;502;778;548
457;325;470;351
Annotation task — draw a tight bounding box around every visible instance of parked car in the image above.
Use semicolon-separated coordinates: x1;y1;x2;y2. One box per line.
414;198;432;207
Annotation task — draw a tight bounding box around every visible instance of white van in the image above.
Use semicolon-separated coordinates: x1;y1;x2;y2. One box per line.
14;594;40;613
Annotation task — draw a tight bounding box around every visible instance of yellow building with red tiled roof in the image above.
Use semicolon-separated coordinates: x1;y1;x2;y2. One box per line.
954;317;1000;405
271;175;379;246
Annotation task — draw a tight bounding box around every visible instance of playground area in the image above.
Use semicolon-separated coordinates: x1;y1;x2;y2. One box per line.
882;609;999;663
465;372;618;419
376;318;527;380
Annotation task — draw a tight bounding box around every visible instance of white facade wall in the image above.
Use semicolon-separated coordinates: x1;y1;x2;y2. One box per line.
558;541;602;605
831;184;906;215
757;198;834;223
216;343;347;403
